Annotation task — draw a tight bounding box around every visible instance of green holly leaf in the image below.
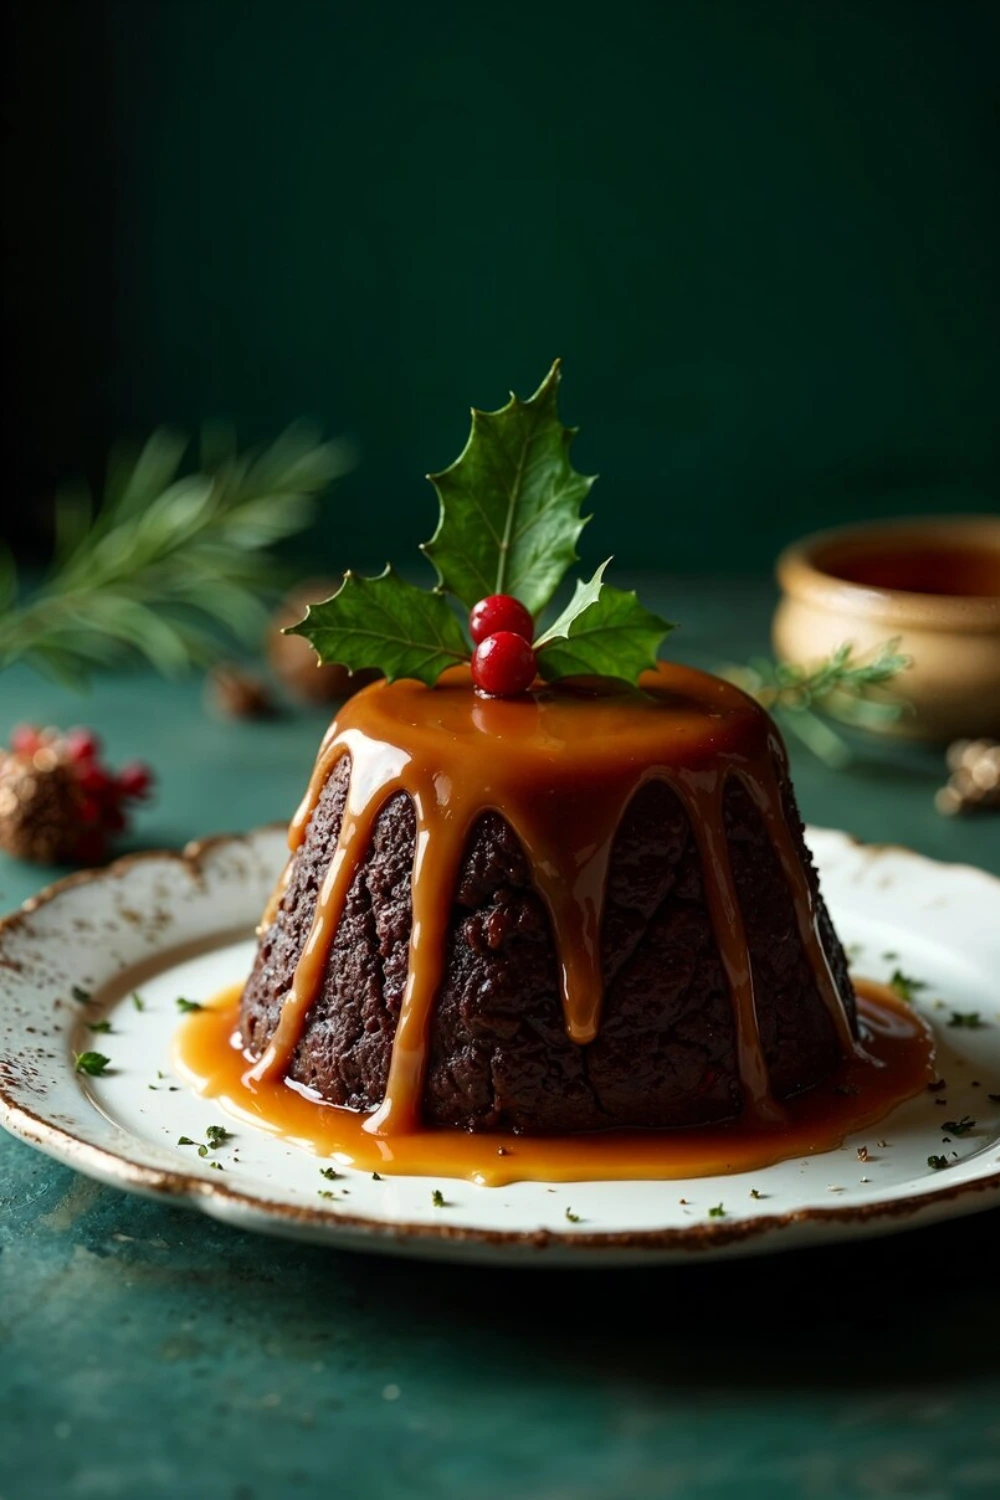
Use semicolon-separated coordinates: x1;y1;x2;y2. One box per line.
422;360;596;616
535;561;675;683
288;566;470;686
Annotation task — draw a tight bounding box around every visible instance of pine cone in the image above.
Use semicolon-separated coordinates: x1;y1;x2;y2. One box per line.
0;751;88;863
0;727;154;866
935;739;1000;816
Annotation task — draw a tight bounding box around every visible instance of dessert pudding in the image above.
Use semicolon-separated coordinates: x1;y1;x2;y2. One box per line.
240;664;857;1135
176;362;934;1183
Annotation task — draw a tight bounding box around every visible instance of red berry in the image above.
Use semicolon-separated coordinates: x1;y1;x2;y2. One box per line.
65;727;101;763
471;632;537;697
10;724;42;756
76;795;102;826
75;761;113;795
117;762;153;799
469;594;534;646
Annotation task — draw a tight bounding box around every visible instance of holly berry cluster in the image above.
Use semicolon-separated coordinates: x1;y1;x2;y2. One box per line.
291;363;674;694
468;593;537;697
0;725;154;865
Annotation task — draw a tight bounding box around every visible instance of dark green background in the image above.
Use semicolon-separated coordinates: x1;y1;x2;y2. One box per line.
5;0;999;572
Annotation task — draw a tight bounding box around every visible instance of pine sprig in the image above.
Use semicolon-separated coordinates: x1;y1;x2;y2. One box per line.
0;425;351;685
724;640;911;767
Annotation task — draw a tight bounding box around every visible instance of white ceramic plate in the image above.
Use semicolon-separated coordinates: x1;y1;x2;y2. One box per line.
1;826;998;1266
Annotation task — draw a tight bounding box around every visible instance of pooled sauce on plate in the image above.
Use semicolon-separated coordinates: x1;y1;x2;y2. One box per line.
175;978;934;1185
174;663;934;1182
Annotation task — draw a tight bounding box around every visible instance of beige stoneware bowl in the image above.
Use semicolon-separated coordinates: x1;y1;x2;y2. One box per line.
774;515;1000;741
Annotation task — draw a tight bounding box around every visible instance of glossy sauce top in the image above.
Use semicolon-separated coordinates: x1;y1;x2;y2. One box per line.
248;662;856;1138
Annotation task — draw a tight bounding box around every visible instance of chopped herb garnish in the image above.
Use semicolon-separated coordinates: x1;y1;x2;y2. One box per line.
319;1167;342;1181
87;1019;112;1034
947;1010;984;1029
927;1155;949;1171
431;1189;446;1208
73;1050;110;1076
318;1189;336;1200
749;1189;763;1200
176;997;203;1013
71;985;92;1005
941;1116;975;1136
372;1172;382;1181
889;970;927;1002
565;1208;581;1223
131;992;145;1011
209;1161;224;1171
882;951;899;961
708;1203;726;1218
177;1136;198;1147
204;1125;232;1150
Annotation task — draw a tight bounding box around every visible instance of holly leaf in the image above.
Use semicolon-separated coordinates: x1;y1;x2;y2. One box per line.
287;566;470;686
422;359;595;616
535;561;675;683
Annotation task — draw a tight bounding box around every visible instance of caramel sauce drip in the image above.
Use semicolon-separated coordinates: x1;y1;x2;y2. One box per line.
250;662;860;1136
175;980;935;1185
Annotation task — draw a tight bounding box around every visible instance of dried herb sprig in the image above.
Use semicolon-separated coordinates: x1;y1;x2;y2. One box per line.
0;425;351;686
723;640;911;768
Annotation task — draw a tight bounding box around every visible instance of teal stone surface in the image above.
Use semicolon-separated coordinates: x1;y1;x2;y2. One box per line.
1;579;998;1500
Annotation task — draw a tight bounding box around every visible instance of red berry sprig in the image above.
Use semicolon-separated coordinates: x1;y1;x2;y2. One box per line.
0;725;155;865
468;594;537;697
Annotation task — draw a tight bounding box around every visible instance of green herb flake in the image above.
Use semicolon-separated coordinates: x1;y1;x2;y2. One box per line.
431;1189;446;1208
941;1116;975;1136
87;1019;112;1034
750;1189;763;1200
889;970;927;1003
73;1050;110;1076
131;992;146;1011
927;1155;950;1171
319;1167;342;1181
204;1125;232;1150
318;1189;336;1201
176;997;204;1014
565;1208;582;1224
947;1011;984;1029
372;1172;382;1181
71;985;92;1005
209;1161;224;1171
177;1136;198;1147
708;1203;726;1218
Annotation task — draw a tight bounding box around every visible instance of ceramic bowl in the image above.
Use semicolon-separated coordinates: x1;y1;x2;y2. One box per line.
774;515;1000;742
